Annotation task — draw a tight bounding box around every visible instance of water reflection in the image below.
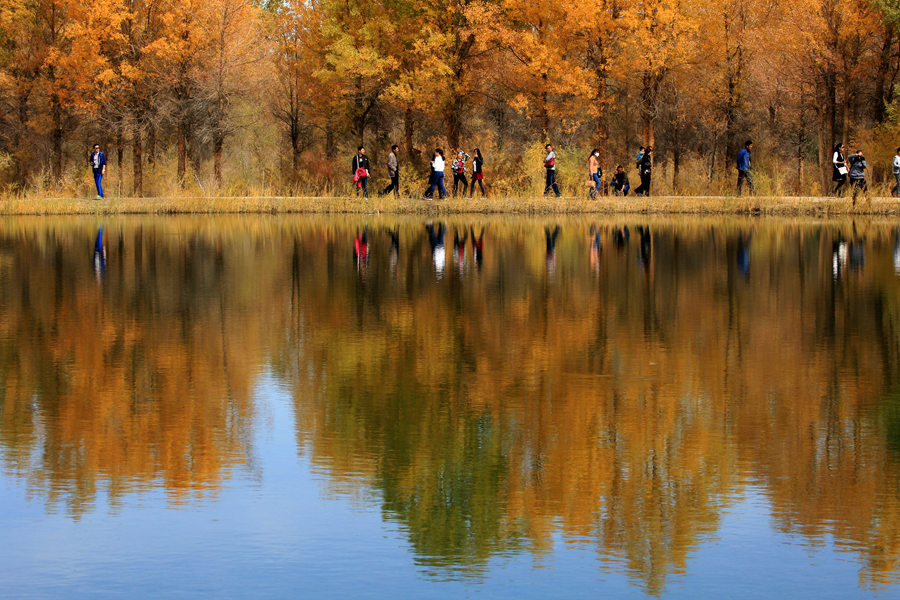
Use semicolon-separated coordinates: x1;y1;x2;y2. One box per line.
2;216;900;593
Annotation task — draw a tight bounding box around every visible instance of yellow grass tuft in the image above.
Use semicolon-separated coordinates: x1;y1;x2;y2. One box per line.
2;193;899;216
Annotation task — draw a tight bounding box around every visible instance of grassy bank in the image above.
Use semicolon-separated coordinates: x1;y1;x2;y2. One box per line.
4;194;900;216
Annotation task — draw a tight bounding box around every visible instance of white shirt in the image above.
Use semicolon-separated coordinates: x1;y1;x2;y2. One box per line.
893;155;900;174
433;156;445;173
833;151;843;166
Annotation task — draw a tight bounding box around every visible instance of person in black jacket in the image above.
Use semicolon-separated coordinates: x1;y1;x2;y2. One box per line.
611;165;630;196
634;146;652;196
832;142;847;196
351;146;371;198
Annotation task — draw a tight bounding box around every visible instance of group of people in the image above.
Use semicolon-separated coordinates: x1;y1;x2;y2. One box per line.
582;145;654;199
351;145;486;200
83;138;899;200
831;142;871;200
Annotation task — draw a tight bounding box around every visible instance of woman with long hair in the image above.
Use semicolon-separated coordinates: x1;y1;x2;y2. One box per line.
832;142;847;196
469;148;486;198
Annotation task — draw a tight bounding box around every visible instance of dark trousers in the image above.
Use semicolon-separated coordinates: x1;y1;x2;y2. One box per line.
833;177;846;196
850;178;867;202
453;173;468;195
382;173;399;197
470;177;486;197
635;172;651;196
544;169;560;197
427;172;446;198
612;181;629;196
737;169;754;195
892;173;900;197
93;171;104;197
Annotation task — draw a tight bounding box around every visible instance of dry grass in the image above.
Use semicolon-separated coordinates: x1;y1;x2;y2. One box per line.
3;193;900;216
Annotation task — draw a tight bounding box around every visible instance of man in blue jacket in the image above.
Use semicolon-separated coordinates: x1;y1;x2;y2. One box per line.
737;140;754;195
88;144;106;199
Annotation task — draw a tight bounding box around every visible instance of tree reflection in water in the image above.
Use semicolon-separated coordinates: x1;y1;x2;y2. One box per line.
1;216;899;592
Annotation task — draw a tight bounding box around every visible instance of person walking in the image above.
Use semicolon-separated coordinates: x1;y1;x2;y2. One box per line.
381;145;400;197
469;148;486;198
588;148;602;199
832;142;847;196
848;148;868;204
88;144;107;199
892;147;900;197
611;165;630;196
451;150;470;196
736;140;755;195
427;149;447;199
352;146;371;198
634;146;652;196
544;144;561;197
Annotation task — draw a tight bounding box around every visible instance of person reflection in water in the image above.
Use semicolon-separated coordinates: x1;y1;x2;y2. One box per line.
589;224;602;274
894;229;900;275
453;228;468;275
426;222;446;278
832;239;864;279
93;226;107;281
612;225;630;253
736;233;751;279
471;225;484;271
636;225;651;273
545;225;560;274
387;226;400;276
354;226;369;273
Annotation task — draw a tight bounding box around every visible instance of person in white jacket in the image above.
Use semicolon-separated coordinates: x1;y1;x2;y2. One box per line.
427;149;447;199
892;147;900;198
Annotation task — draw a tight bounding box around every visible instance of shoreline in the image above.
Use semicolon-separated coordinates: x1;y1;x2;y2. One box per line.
3;195;900;216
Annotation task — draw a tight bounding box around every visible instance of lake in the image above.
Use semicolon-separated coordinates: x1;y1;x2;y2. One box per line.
0;215;898;598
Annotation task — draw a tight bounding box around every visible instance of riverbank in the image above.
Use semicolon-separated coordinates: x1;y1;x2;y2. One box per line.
3;194;900;216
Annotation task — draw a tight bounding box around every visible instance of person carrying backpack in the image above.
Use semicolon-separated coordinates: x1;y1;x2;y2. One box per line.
634;146;652;196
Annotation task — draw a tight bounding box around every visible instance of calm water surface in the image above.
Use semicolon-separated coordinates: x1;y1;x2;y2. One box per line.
1;215;899;598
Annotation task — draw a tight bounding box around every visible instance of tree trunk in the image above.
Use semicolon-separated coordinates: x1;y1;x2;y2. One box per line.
116;121;124;169
325;119;336;160
147;122;156;165
672;128;681;192
177;117;187;186
595;73;609;163
817;105;827;194
539;89;549;142
874;26;895;123
446;95;462;151
51;96;63;183
214;135;224;188
640;71;659;148
841;81;851;151
13;90;29;188
404;107;414;157
133;129;143;197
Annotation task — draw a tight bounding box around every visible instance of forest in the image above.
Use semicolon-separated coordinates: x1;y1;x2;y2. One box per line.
2;0;900;197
